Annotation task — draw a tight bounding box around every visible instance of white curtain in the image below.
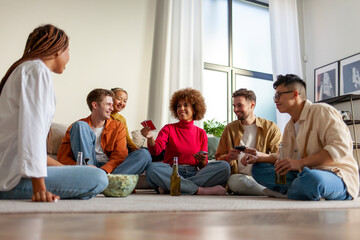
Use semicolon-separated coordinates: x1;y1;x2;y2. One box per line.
147;0;203;129
269;0;303;133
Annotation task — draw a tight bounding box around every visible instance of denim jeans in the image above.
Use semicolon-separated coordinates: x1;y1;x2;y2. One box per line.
145;161;231;195
0;166;108;200
69;121;151;174
252;163;352;200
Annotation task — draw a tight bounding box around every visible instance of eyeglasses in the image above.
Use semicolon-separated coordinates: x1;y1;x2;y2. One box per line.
273;91;296;101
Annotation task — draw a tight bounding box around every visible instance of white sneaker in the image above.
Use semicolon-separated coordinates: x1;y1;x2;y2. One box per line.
262;188;287;199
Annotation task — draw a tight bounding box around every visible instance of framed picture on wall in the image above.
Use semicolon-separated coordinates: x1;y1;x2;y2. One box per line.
340;53;360;95
314;62;339;102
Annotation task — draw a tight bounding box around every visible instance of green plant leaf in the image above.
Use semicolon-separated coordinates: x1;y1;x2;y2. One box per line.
203;119;226;137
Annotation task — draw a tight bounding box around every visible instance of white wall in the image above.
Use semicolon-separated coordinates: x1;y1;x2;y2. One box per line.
299;0;360;103
0;0;156;131
299;0;360;164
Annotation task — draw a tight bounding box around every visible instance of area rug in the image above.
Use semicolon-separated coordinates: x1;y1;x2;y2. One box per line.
1;191;360;214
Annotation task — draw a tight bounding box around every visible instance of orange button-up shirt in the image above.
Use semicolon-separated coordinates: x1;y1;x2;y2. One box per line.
57;115;128;173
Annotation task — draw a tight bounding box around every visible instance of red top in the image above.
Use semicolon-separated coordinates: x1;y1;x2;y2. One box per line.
148;120;208;165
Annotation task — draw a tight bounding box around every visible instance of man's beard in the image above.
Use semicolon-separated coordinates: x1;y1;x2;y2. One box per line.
236;112;249;121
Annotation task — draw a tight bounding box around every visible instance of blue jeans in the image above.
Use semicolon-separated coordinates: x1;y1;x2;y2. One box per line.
70;121;151;174
0;166;108;200
145;161;231;194
252;163;352;200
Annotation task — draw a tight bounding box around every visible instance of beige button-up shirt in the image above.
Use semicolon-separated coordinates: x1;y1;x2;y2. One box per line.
215;117;281;174
282;100;359;198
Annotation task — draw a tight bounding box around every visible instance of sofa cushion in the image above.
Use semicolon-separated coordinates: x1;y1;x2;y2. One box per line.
207;137;220;160
47;123;68;155
131;130;158;148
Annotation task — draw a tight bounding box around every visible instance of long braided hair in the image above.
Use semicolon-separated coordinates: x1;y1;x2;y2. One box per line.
0;24;69;95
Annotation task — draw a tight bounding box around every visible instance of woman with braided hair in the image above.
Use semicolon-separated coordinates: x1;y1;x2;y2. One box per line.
0;24;108;202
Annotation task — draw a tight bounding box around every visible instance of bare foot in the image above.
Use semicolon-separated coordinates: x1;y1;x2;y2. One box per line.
196;185;227;195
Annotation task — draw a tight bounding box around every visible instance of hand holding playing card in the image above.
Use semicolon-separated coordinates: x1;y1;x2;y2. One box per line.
140;120;156;139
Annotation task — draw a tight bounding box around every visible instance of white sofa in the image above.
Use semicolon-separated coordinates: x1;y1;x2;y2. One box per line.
47;122;220;189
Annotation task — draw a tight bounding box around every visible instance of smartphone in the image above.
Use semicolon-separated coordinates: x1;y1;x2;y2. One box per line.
197;151;208;155
234;145;246;151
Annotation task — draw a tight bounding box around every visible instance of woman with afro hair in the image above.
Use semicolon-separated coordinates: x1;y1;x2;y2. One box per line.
141;88;230;195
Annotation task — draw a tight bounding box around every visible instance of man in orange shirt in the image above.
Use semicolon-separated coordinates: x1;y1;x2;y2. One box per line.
57;88;151;174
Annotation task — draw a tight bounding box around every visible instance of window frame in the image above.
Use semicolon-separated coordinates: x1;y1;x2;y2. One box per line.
204;0;273;123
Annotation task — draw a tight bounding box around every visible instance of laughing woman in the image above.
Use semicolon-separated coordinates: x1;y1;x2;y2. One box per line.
141;88;230;195
110;88;139;152
0;24;108;202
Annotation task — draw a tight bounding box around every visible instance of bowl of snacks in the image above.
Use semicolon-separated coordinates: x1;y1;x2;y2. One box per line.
102;174;139;197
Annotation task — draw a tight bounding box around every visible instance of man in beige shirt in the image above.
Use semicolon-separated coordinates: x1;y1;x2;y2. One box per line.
215;88;281;195
244;74;359;200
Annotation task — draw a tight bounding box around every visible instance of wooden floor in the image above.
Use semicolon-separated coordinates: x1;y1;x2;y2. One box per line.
1;209;360;240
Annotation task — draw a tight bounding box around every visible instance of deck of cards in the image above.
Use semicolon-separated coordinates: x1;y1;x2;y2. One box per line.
141;120;156;130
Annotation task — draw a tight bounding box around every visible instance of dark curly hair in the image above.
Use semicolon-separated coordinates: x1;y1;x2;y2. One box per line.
169;88;206;121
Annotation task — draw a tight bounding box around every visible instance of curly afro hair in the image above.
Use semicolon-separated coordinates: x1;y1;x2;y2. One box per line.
169;88;206;121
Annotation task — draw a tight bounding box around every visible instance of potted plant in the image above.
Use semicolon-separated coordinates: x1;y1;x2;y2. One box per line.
203;119;226;160
203;119;225;137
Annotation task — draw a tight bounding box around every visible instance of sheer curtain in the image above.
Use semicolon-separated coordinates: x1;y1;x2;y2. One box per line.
269;0;303;133
147;0;203;129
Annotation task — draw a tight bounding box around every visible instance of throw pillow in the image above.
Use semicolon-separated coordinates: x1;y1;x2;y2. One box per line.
47;123;68;155
131;130;158;148
207;137;220;160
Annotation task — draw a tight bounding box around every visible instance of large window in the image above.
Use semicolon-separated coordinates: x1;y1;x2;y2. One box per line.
203;0;275;124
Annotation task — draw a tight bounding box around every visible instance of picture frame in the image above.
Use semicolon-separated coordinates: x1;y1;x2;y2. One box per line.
314;61;339;102
340;53;360;95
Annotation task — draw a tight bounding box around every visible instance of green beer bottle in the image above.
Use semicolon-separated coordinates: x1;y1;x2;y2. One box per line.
275;142;287;185
170;157;181;196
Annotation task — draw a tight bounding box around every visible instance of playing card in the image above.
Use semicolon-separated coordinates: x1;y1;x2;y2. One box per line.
141;120;156;130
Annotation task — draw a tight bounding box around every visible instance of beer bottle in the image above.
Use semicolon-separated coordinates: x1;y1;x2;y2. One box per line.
170;157;181;196
76;152;83;165
275;142;287;184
